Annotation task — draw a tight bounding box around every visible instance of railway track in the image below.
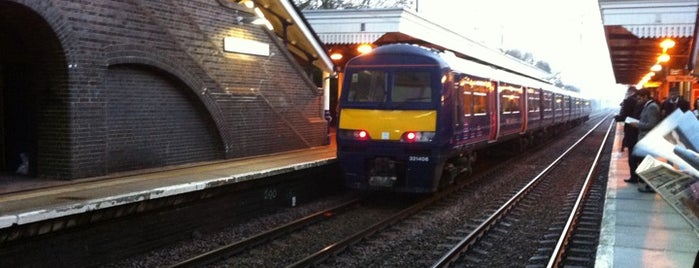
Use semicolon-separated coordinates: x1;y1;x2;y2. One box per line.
99;112;612;267
432;115;613;267
153;113;612;268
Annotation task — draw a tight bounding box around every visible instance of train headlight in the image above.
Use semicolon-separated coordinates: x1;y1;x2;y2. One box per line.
338;129;371;140
401;131;435;143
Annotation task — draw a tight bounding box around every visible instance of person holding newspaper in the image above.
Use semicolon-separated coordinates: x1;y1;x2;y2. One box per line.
626;88;661;193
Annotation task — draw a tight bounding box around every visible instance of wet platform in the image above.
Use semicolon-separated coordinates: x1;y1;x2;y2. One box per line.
595;123;699;268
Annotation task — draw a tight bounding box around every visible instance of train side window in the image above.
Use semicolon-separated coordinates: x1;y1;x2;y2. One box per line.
543;91;553;111
527;88;540;112
348;70;386;102
392;71;431;102
462;85;473;116
554;95;563;111
472;81;489;115
500;84;522;114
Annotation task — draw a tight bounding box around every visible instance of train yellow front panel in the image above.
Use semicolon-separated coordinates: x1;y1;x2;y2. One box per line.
339;109;437;140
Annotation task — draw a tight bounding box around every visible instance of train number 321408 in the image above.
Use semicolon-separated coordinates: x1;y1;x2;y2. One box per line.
409;156;429;162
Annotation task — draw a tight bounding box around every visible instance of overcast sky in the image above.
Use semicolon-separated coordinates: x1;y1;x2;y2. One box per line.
418;0;625;103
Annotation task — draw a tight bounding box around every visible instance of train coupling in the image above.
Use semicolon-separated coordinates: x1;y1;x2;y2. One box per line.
367;157;398;187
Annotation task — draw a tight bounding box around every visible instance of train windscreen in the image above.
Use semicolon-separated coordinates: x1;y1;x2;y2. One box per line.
346;70;432;103
347;70;387;102
391;71;432;103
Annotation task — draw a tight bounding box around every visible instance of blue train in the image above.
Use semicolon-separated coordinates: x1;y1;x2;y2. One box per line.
335;44;591;193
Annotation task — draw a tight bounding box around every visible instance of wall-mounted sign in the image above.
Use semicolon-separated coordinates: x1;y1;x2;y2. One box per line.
223;37;269;56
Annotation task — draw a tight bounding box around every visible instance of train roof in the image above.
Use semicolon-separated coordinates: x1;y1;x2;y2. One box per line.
346;44;447;67
440;50;586;99
347;44;587;100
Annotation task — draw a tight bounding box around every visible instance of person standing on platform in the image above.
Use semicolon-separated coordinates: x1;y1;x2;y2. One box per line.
617;87;644;184
693;98;699;119
627;88;661;193
660;86;689;118
616;86;639;152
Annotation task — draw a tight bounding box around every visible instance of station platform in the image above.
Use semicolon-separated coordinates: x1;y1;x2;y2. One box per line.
0;144;336;229
596;123;699;268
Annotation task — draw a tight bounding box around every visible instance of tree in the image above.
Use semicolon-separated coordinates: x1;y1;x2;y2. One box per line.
534;61;551;73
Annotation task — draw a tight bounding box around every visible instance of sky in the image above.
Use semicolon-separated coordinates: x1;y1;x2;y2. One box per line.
418;0;626;104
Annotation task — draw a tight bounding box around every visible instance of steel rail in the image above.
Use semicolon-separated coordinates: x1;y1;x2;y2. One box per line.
431;114;612;268
545;117;615;267
166;197;364;268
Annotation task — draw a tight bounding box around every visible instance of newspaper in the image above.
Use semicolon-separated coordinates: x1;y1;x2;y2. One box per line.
624;116;639;124
637;156;699;231
633;110;699;178
633;110;699;231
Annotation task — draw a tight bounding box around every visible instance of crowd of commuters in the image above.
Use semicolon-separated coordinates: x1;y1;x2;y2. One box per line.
616;86;696;193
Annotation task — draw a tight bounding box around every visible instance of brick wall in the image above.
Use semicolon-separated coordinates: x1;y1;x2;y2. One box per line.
2;0;327;179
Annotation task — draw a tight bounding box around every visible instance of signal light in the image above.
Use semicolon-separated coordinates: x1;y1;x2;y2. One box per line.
338;129;371;140
400;131;435;143
357;130;368;139
405;132;417;141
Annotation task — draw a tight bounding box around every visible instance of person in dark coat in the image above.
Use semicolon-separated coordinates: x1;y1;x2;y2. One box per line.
660;86;690;118
627;88;661;193
617;87;644;183
616;86;639;152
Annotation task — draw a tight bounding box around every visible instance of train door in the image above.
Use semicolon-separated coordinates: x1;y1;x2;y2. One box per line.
542;90;553;125
564;95;571;122
572;97;580;120
526;87;542;131
553;93;564;123
457;74;493;144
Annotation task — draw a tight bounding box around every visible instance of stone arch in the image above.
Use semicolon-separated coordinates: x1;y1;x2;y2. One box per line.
103;62;225;173
103;45;231;153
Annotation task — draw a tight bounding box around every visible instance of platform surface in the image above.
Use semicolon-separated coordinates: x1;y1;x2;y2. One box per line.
596;123;699;268
0;144;336;228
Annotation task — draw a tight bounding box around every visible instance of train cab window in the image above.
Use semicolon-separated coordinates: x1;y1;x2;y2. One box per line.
348;70;386;102
391;71;432;103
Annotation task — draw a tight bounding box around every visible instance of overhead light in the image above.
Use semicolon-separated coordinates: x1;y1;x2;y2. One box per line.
657;53;670;63
253;7;274;30
651;64;662;72
330;52;343;61
223;37;270;56
235;0;255;8
660;39;675;50
243;0;254;8
357;44;373;54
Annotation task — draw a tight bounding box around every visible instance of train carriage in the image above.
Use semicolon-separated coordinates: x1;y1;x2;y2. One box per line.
336;44;590;193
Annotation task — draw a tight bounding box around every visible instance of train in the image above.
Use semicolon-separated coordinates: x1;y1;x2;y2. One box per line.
335;44;591;193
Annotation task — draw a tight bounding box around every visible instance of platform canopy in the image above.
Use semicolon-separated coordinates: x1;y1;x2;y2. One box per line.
303;8;553;83
233;0;334;74
599;0;698;86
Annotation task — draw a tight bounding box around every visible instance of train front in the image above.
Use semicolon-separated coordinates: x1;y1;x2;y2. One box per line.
335;44;452;193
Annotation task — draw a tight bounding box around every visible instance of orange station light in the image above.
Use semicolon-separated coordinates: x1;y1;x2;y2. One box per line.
330;53;343;61
357;44;373;54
